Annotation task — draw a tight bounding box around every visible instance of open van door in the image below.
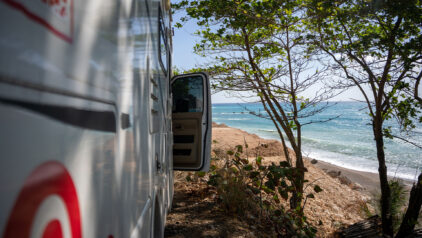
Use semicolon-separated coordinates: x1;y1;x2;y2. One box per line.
171;73;211;171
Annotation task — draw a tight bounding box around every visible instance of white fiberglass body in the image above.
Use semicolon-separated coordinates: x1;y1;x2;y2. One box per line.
0;0;211;237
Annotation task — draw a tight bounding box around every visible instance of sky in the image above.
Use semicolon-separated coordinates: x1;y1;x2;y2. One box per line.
171;11;419;104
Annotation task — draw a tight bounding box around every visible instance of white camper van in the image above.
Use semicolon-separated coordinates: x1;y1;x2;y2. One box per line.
0;0;211;237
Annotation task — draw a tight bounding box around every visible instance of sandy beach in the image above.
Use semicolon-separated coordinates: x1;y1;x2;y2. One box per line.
211;122;382;235
212;122;386;193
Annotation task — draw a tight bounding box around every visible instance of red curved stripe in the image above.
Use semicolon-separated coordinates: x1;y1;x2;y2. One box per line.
2;161;82;238
42;219;63;238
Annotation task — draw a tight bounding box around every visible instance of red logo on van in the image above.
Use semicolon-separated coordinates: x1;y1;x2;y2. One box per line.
2;0;74;43
2;161;82;238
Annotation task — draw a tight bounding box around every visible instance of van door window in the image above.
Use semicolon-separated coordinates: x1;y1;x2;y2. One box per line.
172;77;203;113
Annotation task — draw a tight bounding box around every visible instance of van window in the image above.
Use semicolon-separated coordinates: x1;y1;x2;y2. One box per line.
172;76;203;113
159;7;167;73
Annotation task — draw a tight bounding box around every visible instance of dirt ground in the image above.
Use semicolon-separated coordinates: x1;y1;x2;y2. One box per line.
164;174;271;238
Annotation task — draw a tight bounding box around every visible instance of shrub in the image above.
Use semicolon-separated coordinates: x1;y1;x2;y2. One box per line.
207;145;319;237
374;179;407;233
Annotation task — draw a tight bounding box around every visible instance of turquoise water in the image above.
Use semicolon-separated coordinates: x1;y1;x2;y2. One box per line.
212;102;422;181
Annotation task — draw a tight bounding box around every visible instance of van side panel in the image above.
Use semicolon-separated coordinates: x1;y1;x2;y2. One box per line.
0;0;172;237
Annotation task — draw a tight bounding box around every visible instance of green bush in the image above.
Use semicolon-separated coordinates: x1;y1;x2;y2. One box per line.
207;145;318;237
374;179;407;233
389;180;407;232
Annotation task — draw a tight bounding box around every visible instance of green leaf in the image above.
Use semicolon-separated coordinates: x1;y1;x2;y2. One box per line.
249;171;260;179
256;156;262;166
279;161;290;167
278;187;288;200
273;194;280;203
262;185;274;194
243;164;253;171
235;145;243;153
197;171;206;177
265;180;275;190
314;185;323;193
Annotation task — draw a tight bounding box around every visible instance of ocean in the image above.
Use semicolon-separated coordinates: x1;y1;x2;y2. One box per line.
212;102;422;181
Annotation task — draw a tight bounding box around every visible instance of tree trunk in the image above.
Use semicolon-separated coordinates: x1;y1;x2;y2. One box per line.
289;147;305;214
261;99;292;165
373;121;394;237
395;173;422;238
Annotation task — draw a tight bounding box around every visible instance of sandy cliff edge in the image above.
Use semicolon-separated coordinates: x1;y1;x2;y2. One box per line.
211;122;375;235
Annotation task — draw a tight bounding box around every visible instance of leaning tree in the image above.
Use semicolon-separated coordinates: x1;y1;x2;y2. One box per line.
174;0;336;215
306;0;422;236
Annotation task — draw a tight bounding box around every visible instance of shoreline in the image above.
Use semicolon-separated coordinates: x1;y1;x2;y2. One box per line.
312;160;382;194
312;159;415;194
212;122;414;195
212;122;374;234
256;133;416;183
